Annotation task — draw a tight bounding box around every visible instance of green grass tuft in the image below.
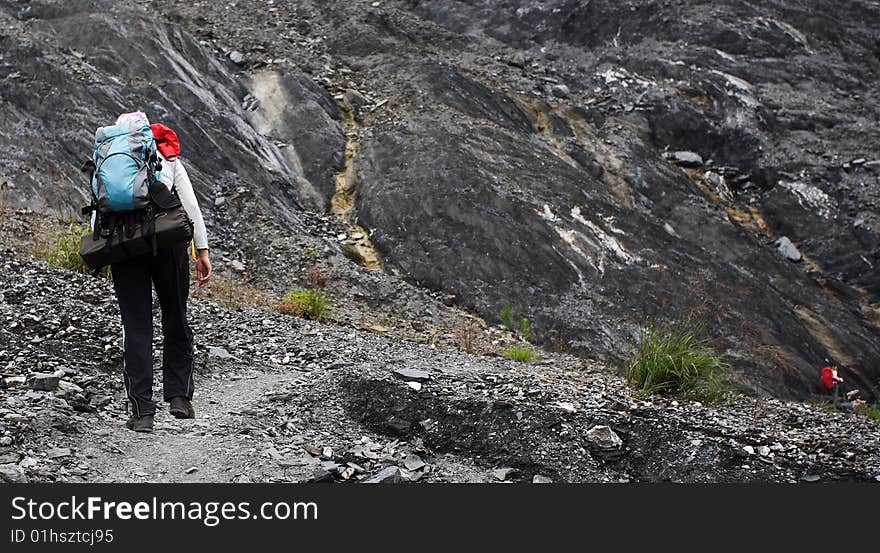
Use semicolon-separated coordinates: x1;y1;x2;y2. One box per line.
505;344;535;363
276;289;330;321
857;402;880;421
626;321;730;403
40;221;109;278
520;317;530;342
500;301;514;331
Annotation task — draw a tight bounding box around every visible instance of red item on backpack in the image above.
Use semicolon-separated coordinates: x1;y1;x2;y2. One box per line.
150;123;180;160
820;366;835;390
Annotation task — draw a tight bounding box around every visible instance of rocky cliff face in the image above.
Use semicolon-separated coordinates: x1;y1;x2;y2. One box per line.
2;0;879;405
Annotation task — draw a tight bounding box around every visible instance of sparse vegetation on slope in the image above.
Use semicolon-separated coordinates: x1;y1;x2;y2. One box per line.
505;344;536;363
276;288;330;321
626;321;730;403
37;221;109;278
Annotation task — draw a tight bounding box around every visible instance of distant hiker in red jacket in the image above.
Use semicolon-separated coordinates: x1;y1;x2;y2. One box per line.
820;364;844;406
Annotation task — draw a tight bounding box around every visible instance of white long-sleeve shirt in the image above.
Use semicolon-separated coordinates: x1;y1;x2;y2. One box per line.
158;153;208;250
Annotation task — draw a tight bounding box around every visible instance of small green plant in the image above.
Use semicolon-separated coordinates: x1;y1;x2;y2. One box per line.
857;402;880;421
520;317;530;342
276;289;329;321
505;344;535;363
626;320;729;403
500;301;514;330
39;221;109;278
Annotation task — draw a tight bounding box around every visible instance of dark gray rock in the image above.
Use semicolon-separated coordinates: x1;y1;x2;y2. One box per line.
392;368;430;382
550;84;571;99
506;50;527;68
47;447;72;459
0;465;28;483
0;452;21;464
30;373;61;392
363;466;403;484
668;151;704;168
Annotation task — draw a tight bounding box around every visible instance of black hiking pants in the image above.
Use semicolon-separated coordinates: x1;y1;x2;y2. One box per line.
111;242;193;417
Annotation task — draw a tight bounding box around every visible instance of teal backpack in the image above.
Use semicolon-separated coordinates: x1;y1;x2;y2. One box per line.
85;118;161;213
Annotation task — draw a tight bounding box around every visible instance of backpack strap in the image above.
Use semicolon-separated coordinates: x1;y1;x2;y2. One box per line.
100;213;117;254
81;159;98;215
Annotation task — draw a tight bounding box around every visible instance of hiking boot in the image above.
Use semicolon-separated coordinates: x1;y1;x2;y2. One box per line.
125;414;154;433
169;397;195;419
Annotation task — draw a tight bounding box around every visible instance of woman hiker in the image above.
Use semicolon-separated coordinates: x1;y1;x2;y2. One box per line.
110;111;212;432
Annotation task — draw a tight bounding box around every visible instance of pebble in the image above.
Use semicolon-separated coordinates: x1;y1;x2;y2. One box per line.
554;401;577;413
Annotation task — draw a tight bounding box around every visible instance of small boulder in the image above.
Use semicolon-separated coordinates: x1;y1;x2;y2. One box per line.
208;347;233;359
585;425;623;450
550;84;570;99
775;236;802;262
402;454;426;472
30;372;61;391
667;151;704;168
344;88;368;112
506;50;527;68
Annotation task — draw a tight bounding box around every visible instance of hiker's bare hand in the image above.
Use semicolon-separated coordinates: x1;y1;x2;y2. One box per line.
196;250;212;285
